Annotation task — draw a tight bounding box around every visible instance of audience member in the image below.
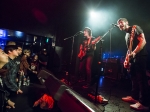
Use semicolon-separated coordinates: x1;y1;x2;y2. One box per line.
14;45;23;85
28;54;39;83
20;49;31;85
0;48;15;111
6;41;16;46
38;48;49;70
2;45;23;95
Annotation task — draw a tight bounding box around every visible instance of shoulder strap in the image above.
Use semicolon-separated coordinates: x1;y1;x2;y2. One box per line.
128;25;136;52
130;25;136;39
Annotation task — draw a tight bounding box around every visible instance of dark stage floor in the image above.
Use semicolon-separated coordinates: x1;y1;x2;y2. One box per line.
6;73;149;112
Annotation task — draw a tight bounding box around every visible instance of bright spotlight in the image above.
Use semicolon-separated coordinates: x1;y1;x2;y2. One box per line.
90;11;97;18
87;9;111;29
15;31;24;38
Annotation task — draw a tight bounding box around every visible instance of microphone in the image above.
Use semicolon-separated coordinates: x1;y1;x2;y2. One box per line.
78;31;83;33
111;23;119;27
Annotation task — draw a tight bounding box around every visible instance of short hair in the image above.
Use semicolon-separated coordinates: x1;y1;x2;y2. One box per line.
117;18;128;23
84;27;92;36
23;49;31;54
17;45;22;49
4;45;18;54
7;41;16;45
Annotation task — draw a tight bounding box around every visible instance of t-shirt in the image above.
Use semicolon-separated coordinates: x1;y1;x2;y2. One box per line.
81;37;96;56
125;25;147;57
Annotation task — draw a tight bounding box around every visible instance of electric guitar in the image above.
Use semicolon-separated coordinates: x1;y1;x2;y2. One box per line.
78;36;101;60
125;50;133;72
124;25;136;72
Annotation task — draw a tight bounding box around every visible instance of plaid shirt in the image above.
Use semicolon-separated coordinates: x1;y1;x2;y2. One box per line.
2;58;19;91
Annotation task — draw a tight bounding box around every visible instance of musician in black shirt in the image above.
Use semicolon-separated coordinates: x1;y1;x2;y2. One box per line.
117;18;149;111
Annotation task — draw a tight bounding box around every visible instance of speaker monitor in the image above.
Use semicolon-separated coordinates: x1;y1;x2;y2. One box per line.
45;74;63;99
38;69;102;112
104;60;121;80
37;69;64;99
57;89;101;112
37;69;54;85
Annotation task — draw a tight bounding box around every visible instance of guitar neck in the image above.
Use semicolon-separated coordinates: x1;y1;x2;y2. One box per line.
92;36;101;44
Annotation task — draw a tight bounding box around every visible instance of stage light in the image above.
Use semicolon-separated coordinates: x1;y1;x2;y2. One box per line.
90;10;99;18
88;10;109;29
46;38;49;43
86;8;116;33
15;31;24;38
99;77;104;87
0;29;6;38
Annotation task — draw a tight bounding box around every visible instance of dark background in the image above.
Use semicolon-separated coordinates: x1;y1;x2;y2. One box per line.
0;0;150;75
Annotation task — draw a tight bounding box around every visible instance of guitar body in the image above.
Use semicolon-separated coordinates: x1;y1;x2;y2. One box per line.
78;49;86;60
125;54;132;72
125;51;135;72
78;36;101;61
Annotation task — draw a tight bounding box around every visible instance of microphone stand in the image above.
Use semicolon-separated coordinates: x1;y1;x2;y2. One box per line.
94;25;116;103
64;31;82;85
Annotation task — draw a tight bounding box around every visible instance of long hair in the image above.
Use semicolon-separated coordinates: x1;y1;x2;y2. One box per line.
84;27;92;36
117;18;128;23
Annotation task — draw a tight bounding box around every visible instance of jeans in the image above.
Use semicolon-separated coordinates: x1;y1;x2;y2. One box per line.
130;56;149;106
79;55;93;84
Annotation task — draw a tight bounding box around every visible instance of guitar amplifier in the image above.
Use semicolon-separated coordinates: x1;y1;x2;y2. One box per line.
106;58;120;64
104;58;121;80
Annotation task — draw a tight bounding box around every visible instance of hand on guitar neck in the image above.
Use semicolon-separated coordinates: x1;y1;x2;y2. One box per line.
91;36;101;44
78;36;101;60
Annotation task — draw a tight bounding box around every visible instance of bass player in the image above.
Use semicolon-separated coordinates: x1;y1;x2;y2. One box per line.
117;18;149;111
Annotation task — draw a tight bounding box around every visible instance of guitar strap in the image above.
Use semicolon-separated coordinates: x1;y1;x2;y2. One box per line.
128;25;136;53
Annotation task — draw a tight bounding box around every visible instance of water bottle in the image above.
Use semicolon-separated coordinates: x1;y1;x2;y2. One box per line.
18;81;22;88
23;76;26;86
26;76;30;86
0;77;3;87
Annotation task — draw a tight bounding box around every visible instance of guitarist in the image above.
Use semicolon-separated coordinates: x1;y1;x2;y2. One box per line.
78;27;97;88
117;18;149;111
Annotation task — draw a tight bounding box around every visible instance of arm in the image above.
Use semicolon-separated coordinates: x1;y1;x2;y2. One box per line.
5;70;22;93
131;33;146;56
5;98;15;109
124;33;146;68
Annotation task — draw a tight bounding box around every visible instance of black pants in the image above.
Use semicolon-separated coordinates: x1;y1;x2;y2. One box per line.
130;56;149;106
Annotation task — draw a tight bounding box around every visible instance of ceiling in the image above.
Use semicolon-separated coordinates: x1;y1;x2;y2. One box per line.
0;0;150;53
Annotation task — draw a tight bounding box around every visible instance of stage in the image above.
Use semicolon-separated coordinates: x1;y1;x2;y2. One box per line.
6;72;149;112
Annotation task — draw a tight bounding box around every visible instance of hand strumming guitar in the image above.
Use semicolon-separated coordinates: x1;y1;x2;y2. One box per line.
78;36;101;60
124;51;136;69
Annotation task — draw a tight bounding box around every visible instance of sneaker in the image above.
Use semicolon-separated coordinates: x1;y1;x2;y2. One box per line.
130;102;149;111
122;96;138;103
